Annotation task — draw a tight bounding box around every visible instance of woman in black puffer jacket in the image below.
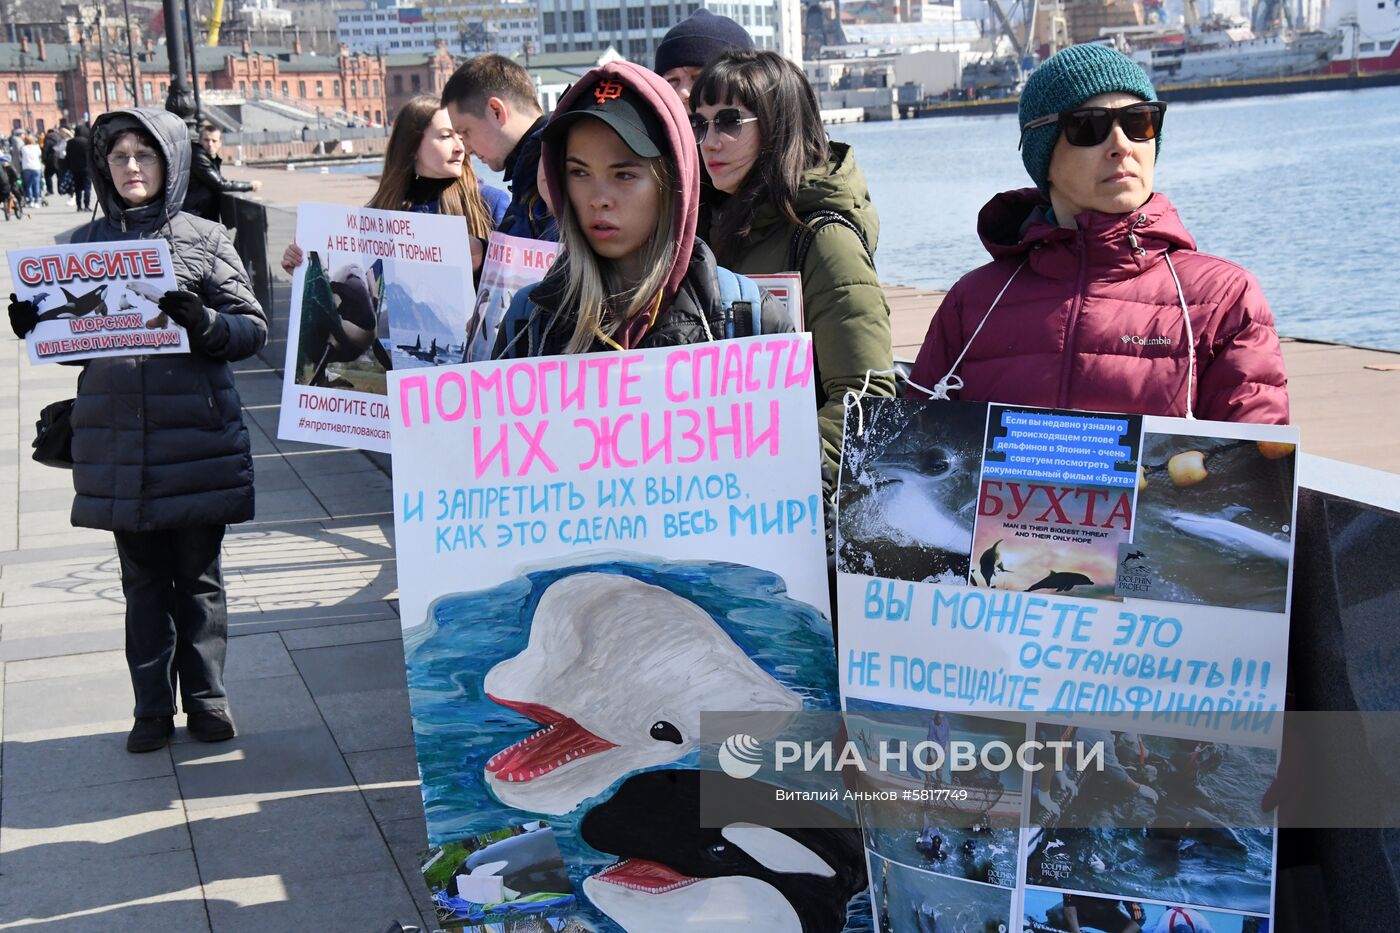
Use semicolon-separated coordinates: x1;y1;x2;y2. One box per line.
7;108;266;754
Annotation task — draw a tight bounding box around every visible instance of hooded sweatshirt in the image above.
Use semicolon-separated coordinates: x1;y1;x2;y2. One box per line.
493;60;790;359
68;109;267;532
907;188;1288;424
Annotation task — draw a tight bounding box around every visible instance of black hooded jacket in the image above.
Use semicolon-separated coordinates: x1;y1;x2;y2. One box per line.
69;108;267;532
183;142;255;221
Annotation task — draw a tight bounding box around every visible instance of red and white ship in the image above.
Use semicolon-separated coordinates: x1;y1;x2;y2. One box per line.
1327;0;1400;73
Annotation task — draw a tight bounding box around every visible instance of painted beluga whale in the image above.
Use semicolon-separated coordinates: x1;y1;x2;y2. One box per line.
482;573;803;815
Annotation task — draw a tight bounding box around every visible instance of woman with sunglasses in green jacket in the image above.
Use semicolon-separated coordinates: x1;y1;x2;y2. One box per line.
689;50;897;488
908;44;1288;425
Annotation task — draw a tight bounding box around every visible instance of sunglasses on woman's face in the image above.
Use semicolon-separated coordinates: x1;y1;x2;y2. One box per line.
1019;101;1168;149
689;109;759;144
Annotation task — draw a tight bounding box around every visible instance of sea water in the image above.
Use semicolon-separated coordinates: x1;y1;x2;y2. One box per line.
839;86;1400;351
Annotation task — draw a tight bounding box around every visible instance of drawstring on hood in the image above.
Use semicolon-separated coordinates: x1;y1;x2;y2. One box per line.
89;109;191;235
914;190;1199;418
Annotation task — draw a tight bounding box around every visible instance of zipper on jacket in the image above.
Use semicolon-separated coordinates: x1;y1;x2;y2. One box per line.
1058;228;1090;408
1126;212;1148;256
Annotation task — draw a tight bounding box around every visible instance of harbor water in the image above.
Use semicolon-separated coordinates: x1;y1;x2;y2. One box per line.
839;86;1400;351
330;87;1399;350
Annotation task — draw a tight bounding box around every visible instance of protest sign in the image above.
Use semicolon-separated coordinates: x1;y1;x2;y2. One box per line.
748;273;805;330
836;398;1298;932
389;336;864;930
277;202;473;452
463;232;558;363
8;240;186;365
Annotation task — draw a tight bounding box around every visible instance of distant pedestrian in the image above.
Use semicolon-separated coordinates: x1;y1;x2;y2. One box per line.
183;123;262;222
653;9;753;105
0;153;18;220
66;123;92;212
691;49;895;483
7;108;267;754
42;126;61;194
907;43;1288;424
20;134;44;205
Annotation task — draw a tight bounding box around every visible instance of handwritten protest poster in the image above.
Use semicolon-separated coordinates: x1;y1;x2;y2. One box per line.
836;399;1298;933
463;231;558;363
277;202;472;451
7;240;186;364
388;336;867;930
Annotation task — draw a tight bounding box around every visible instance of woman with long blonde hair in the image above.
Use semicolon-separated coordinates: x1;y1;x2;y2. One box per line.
491;61;789;360
281;95;506;277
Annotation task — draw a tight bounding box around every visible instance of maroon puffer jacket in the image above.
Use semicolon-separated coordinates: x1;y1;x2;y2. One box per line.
907;189;1288;423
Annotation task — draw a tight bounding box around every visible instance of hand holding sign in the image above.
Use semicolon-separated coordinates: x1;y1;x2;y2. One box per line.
8;293;37;338
157;290;206;332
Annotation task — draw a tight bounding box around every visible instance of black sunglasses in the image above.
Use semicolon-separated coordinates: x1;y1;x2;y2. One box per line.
688;108;759;144
1019;101;1168;149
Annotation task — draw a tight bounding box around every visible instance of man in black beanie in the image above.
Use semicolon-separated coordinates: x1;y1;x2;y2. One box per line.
653;9;755;104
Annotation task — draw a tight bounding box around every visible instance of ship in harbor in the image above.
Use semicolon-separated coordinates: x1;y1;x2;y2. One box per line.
1119;17;1341;85
1326;0;1400;72
894;0;1400;116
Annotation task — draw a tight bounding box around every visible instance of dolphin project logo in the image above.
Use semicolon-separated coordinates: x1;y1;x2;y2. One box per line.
718;733;765;779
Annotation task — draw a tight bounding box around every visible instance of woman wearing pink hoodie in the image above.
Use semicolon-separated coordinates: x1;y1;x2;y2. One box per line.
492;60;790;359
908;45;1288;424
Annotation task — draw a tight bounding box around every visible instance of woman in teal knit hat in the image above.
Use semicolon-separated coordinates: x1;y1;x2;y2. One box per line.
908;43;1289;425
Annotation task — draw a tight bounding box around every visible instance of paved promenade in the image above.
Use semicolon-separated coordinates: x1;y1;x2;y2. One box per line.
0;199;433;931
0;176;1395;930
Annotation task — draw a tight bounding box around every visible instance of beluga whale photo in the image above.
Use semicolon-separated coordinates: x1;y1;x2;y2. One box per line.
482;573;803;815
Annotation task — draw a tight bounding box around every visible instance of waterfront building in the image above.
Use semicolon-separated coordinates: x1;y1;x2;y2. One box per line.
534;0;803;64
337;0;539;55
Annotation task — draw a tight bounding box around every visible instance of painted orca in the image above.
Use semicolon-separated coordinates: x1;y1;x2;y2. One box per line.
453;826;571;899
34;284;108;323
580;769;866;932
1028;571;1094;593
483;573;802;815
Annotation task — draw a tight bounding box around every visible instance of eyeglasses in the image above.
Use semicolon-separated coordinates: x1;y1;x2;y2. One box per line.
107;151;160;169
688;109;758;144
1019;101;1167;149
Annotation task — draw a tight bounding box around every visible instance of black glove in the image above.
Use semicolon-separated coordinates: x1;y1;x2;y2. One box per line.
8;292;38;338
157;290;207;332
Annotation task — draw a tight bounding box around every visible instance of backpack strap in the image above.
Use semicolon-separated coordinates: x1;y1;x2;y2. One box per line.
714;266;764;338
787;209;873;274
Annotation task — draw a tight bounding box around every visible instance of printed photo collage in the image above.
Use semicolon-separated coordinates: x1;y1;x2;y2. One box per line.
835;399;1298;932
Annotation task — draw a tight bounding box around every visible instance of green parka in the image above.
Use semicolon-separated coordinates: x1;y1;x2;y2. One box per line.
707;142;896;478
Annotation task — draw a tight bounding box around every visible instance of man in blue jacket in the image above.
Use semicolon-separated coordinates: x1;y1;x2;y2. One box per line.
442;54;557;242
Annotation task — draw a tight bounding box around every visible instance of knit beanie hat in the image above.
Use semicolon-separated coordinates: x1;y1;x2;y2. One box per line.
1018;44;1159;195
654;9;755;76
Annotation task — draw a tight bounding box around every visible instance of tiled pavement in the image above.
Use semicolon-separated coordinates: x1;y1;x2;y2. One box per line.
0;198;434;931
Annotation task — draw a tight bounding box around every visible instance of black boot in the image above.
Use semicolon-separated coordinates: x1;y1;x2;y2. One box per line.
187;708;237;742
127;716;175;753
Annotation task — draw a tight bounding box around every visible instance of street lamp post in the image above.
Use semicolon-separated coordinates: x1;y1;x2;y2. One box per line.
159;0;196;122
181;0;203;124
